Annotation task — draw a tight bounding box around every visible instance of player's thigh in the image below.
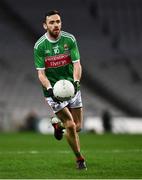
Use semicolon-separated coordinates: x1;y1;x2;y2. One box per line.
56;107;75;128
69;107;83;129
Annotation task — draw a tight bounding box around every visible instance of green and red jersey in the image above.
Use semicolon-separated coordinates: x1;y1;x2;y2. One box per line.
34;31;80;97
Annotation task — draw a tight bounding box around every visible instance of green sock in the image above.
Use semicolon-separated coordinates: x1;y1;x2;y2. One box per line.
75;152;82;158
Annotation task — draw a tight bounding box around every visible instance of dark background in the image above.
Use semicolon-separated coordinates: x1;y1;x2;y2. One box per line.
0;0;142;131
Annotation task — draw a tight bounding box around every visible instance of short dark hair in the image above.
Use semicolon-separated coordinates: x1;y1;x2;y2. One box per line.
44;10;61;22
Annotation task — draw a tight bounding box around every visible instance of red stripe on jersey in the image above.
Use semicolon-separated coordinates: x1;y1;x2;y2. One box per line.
45;54;71;68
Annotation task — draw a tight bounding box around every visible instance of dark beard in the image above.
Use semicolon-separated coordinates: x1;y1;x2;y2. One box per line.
48;30;59;39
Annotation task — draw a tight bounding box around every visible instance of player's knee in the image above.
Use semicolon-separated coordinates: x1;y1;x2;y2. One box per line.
65;121;76;131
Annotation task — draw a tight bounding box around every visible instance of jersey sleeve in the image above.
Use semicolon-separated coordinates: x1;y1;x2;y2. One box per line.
34;45;45;70
70;37;80;63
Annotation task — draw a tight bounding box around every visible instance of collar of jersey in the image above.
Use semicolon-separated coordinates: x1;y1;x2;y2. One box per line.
45;32;61;43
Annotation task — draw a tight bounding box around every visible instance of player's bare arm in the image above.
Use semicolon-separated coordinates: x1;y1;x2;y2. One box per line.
38;69;51;89
73;61;82;93
73;61;82;81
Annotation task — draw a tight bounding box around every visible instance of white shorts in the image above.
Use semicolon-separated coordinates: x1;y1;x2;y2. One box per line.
45;91;83;113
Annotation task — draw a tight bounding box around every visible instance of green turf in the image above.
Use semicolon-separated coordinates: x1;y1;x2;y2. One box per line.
0;132;142;179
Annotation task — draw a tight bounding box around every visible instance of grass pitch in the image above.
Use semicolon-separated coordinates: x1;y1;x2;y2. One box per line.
0;132;142;179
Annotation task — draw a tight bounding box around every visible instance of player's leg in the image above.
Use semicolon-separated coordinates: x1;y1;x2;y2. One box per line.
69;107;87;170
69;107;83;132
69;107;83;153
56;107;80;154
56;107;87;170
45;97;67;140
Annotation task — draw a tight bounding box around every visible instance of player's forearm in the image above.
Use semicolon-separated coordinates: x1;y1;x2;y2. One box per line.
73;61;82;82
38;70;51;89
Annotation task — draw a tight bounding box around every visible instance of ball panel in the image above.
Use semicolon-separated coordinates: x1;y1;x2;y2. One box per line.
53;80;75;101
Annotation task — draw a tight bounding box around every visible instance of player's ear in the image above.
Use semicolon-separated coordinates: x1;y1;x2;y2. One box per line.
43;23;47;30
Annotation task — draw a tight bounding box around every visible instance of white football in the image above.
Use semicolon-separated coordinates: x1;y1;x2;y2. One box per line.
53;79;75;101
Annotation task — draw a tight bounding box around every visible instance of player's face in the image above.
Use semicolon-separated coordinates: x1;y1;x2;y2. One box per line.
44;14;62;39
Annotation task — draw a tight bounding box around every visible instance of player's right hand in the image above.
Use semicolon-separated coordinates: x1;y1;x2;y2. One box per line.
47;88;61;103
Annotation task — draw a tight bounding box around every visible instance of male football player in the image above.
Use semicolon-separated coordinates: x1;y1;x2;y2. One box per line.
34;10;87;170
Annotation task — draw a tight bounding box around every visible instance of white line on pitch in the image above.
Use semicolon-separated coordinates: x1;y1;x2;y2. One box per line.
0;150;71;154
0;149;142;155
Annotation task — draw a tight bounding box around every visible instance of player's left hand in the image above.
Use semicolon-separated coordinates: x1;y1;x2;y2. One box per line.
73;81;80;94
